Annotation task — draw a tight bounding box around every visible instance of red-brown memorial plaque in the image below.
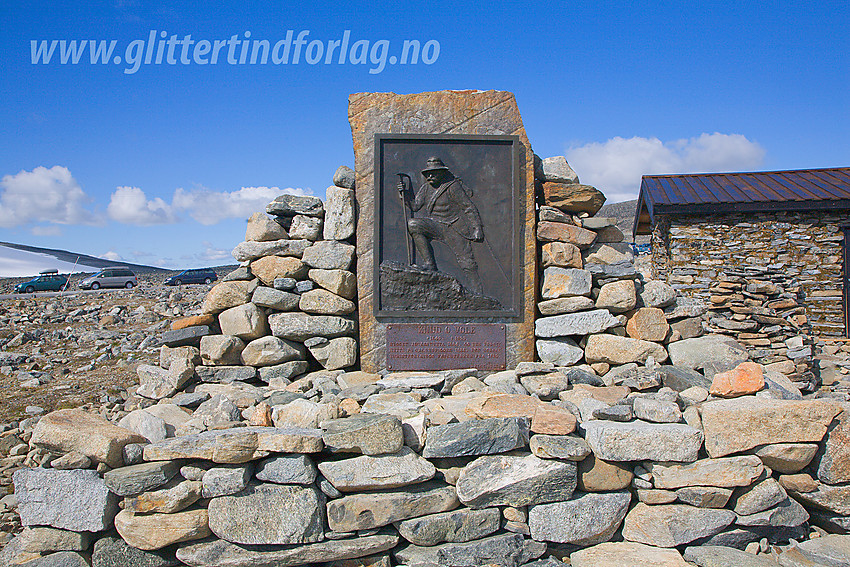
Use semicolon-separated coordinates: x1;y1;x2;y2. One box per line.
386;323;506;371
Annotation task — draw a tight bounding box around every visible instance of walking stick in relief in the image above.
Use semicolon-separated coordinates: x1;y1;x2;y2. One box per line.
396;172;415;265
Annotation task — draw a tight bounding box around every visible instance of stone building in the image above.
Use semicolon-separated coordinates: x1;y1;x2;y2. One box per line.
633;167;850;338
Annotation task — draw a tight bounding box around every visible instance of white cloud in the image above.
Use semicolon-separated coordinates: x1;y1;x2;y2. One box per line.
172;186;312;225
107;186;177;225
566;133;766;203
99;251;122;261
31;225;62;236
0;166;102;228
198;241;231;263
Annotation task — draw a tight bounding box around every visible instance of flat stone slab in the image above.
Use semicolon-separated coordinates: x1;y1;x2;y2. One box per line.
318;447;435;492
455;453;576;508
535;309;619;338
176;534;398;567
570;542;691;567
114;508;210;551
529;491;631;545
326;482;458;532
103;461;182;496
621;503;736;547
682;545;780;567
423;417;529;458
582;420;704;462
647;456;764;489
143;427;323;463
393;533;533;567
396;507;501;547
700;397;841;458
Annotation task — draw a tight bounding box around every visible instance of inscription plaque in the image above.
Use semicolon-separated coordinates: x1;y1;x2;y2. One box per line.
386;323;506;371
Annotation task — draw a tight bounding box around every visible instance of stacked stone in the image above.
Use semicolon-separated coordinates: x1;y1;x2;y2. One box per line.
533;156;676;378
706;270;814;390
654;211;845;337
6;355;850;566
158;167;358;394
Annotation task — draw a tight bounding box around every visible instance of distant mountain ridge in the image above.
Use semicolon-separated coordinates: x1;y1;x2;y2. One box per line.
0;241;167;273
597;199;640;240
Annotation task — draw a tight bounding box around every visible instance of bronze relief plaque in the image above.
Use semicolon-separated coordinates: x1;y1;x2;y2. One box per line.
374;134;522;319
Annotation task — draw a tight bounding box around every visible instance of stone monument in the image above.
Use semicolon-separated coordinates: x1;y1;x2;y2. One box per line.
349;90;536;372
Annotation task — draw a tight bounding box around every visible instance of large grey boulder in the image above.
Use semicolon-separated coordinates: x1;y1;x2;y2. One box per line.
667;335;748;370
266;194;324;217
251;286;300;311
301;240;355;270
540;267;592;299
218;303;269;341
582;420;703;462
322;413;404;455
244;211;288;242
536;337;584;366
535;309;619;338
529;491;631;545
394;533;538;567
700;397;842;458
423;417;529;458
207;483;324;545
201;464;253;498
647;456;764;490
231;238;309;262
455;453;577;508
268;312;356;341
92;535;180;567
241;336;305;367
584;334;668;365
318;447;435;492
326;482;458;532
621;503;735;547
255;455;317;485
14;468;118;532
396;507;501;547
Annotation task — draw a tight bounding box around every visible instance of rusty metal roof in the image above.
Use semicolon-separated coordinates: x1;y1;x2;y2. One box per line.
633;167;850;235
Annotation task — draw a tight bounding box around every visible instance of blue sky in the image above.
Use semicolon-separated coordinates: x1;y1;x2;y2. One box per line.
1;0;847;273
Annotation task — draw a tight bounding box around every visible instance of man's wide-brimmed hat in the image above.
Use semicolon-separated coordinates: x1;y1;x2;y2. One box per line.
421;157;449;174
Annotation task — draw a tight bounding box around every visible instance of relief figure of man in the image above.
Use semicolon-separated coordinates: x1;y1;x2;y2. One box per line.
397;157;485;295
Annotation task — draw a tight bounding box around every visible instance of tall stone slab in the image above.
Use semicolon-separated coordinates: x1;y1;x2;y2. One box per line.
349;90;536;372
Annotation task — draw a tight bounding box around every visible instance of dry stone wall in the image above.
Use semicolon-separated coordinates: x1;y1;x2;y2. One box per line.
5;162;850;567
651;211;846;338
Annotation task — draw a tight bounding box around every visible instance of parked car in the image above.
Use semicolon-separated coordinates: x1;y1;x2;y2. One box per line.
78;267;137;290
15;270;69;293
164;268;218;286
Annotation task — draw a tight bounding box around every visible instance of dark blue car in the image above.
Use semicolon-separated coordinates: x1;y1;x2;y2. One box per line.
164;268;218;286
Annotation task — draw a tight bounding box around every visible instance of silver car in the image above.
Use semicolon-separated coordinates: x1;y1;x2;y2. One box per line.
79;267;137;290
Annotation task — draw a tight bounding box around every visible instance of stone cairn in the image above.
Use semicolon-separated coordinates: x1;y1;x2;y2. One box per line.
4;160;850;567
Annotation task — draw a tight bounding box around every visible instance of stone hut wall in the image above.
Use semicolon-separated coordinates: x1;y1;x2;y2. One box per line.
651;210;846;338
